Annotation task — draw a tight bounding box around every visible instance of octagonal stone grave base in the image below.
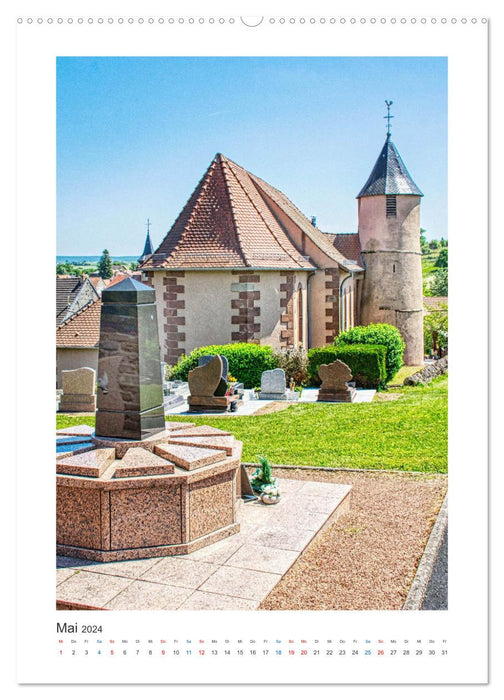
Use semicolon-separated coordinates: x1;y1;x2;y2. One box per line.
57;423;242;562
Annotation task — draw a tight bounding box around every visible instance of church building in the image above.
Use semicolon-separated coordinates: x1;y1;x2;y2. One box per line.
139;128;424;367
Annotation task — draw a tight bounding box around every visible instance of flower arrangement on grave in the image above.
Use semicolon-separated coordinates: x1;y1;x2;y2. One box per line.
251;455;281;503
226;376;237;396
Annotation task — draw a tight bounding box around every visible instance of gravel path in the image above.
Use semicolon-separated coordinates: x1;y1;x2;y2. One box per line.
258;467;447;610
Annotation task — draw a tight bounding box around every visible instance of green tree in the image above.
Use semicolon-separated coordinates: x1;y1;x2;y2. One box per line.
424;302;448;356
56;262;77;275
98;249;113;279
440;237;448;248
428;268;448;296
428;239;440;250
420;229;430;255
435;248;448;268
129;261;139;271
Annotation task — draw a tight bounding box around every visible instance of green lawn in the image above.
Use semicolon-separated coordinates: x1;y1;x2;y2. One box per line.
57;375;448;473
388;365;424;385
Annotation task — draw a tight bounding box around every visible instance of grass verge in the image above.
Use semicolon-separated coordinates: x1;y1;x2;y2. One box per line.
56;375;447;473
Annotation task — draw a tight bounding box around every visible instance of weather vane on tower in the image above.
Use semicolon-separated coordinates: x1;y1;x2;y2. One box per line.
384;100;394;136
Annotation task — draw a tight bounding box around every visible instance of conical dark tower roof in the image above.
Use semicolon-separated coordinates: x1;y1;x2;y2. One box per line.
357;135;423;198
140;231;154;259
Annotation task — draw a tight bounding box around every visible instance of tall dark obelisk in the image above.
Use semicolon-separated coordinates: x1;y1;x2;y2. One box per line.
95;277;165;440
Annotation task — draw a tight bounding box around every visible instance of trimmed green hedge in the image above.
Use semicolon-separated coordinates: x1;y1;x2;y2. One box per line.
334;324;405;383
308;344;387;389
167;343;276;389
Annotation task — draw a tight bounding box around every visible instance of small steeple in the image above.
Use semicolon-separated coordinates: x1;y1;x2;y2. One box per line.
139;219;154;263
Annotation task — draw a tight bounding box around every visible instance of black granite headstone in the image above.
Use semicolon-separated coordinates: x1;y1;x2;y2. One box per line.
95;277;165;440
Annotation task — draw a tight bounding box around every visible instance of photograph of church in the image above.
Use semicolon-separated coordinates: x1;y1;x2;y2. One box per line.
139;131;424;366
55;55;449;615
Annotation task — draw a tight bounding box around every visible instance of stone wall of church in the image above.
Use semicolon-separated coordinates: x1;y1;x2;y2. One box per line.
147;269;310;363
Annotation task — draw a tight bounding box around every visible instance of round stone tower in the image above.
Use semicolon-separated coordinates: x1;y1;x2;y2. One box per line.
357;131;424;366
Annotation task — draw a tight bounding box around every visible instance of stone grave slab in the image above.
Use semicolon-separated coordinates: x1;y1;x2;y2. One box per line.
56;448;116;478
113;447;175;478
169;425;232;437
154;443;227;470
169;435;235;456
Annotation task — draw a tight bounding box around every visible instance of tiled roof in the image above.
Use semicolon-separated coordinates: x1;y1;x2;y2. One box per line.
142;154;320;271
107;272;131;287
56;298;101;348
247;170;362;272
357;135;423;198
56;276;100;326
56;277;85;326
324;233;363;266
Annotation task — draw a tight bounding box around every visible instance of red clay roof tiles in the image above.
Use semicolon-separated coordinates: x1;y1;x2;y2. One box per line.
142;154;318;271
247;170;361;271
56;298;101;348
327;233;363;266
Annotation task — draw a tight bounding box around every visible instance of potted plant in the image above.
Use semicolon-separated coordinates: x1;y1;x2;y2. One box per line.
261;482;281;505
250;455;281;504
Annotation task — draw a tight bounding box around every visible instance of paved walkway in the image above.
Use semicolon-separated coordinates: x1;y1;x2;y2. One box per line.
164;388;376;416
56;479;351;611
164;398;273;416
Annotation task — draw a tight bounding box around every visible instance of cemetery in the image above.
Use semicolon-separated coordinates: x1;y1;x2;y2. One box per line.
55;103;448;611
56;276;448;611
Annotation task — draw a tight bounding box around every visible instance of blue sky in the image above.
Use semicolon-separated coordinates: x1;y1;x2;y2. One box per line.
57;56;447;255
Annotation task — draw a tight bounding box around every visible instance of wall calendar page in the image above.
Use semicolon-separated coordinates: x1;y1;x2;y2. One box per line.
9;0;494;694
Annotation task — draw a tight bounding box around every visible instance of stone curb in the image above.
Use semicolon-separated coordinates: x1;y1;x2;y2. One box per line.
402;493;448;610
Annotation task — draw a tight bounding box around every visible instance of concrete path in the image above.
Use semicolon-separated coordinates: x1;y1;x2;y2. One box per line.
56;479;351;611
164;398;273;416
164;388;376;416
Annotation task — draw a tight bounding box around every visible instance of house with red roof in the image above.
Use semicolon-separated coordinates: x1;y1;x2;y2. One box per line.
56;298;101;388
